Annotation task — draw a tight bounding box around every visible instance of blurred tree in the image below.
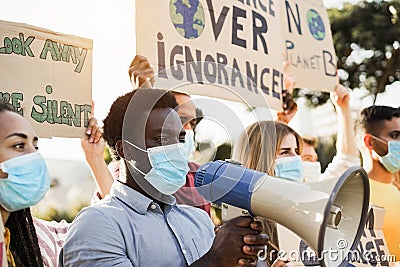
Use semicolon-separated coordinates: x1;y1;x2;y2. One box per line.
330;0;400;103
213;143;232;161
295;0;400;106
103;145;112;164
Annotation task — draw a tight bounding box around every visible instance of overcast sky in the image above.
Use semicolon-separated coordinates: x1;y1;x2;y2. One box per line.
323;0;360;8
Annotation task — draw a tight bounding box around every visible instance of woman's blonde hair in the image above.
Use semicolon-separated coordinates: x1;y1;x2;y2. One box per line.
232;120;303;263
233;120;303;175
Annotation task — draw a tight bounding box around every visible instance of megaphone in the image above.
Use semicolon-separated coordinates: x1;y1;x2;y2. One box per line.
195;160;370;267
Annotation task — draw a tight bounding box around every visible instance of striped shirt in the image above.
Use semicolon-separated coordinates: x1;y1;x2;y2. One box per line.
33;218;69;267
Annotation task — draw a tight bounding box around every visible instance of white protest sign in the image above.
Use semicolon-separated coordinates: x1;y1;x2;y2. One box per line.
282;0;338;92
0;20;92;138
136;0;284;110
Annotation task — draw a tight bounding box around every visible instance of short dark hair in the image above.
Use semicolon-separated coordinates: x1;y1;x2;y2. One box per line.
0;101;16;113
359;105;400;135
103;89;178;159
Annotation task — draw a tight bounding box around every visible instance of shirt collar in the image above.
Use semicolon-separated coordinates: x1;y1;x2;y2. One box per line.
110;181;176;215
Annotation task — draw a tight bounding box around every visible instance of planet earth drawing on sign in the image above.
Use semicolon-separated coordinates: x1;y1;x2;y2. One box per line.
307;9;325;41
169;0;205;39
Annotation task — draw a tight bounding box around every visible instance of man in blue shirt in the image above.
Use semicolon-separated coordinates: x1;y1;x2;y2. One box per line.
60;89;268;267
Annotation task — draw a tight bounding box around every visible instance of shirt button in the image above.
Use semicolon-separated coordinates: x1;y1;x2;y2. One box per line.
150;203;157;210
182;249;187;255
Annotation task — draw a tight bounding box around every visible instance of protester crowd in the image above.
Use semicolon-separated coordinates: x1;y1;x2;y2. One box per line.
0;52;399;267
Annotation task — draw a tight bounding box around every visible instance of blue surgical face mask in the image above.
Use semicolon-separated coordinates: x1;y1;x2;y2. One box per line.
0;152;51;212
372;136;400;173
184;130;196;159
125;140;189;195
274;155;304;182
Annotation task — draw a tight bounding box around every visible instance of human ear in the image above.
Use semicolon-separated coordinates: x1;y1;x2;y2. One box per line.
363;134;374;151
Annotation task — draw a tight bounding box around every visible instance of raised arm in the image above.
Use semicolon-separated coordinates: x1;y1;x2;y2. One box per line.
320;85;361;180
277;61;297;124
82;118;114;199
331;84;359;158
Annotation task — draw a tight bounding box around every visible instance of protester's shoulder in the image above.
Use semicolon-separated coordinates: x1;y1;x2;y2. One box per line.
335;152;361;165
73;195;128;223
188;161;200;171
33;216;69;230
33;217;69;244
176;203;207;215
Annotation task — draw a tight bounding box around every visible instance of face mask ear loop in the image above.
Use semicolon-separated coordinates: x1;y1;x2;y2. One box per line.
370;134;389;146
123;139;148;176
126;159;147;176
370;135;390;157
124;139;148;153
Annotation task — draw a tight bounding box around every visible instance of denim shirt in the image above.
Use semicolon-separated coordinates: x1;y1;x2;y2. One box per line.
59;181;215;267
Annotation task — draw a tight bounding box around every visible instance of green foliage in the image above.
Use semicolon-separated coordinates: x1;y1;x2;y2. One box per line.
316;135;337;172
33;203;89;223
292;88;331;107
214;143;232;161
329;0;400;100
103;145;112;164
295;0;400;107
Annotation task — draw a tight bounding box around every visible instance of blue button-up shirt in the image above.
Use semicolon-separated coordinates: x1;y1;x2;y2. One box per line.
59;181;215;267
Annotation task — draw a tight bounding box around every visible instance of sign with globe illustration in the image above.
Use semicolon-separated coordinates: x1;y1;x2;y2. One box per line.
307;9;325;41
169;0;205;39
281;0;337;92
136;0;285;110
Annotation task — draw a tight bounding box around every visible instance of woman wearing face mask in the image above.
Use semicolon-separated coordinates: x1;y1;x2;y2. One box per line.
0;101;106;267
234;121;304;182
0;102;49;266
231;120;303;266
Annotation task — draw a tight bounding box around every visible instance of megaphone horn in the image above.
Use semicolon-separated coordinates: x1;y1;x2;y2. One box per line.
195;160;370;267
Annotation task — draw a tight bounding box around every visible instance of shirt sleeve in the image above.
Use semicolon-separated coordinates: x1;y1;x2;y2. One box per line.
59;207;134;267
34;217;69;267
319;153;361;181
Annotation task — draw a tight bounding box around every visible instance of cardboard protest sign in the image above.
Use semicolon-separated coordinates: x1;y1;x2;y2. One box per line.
277;205;395;266
282;0;338;92
0;20;92;138
136;0;284;110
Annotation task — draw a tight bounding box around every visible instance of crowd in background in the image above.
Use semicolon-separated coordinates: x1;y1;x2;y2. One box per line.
0;52;399;267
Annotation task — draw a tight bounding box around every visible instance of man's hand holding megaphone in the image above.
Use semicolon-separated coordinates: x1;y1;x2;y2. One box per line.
201;216;268;267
